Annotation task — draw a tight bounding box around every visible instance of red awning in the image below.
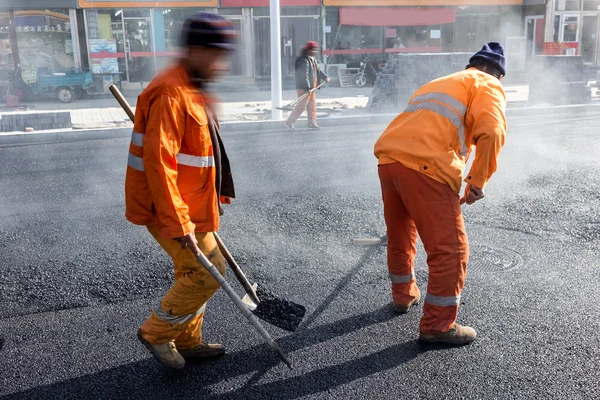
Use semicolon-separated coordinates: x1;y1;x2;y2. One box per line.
339;7;456;27
221;0;320;6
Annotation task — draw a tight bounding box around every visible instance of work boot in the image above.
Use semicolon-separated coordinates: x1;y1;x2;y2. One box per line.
284;121;296;130
308;124;322;130
419;324;477;345
394;289;421;314
137;330;185;369
177;342;226;359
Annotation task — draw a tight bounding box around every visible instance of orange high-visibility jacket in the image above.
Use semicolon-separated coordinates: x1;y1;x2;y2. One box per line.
375;68;507;194
125;63;230;239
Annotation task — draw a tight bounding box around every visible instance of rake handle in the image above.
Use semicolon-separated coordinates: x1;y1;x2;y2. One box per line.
214;233;261;305
195;250;293;369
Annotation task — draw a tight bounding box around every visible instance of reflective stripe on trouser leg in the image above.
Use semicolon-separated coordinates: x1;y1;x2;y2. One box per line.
378;164;420;305
418;191;468;335
378;163;469;334
139;226;227;345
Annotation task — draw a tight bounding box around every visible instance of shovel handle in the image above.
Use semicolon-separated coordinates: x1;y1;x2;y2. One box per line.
195;250;292;369
109;85;135;121
214;233;261;305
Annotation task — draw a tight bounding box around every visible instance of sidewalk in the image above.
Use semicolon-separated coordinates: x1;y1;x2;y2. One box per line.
2;85;532;130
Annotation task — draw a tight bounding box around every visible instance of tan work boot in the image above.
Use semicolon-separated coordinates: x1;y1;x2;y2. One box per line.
419;324;477;345
137;330;185;369
178;342;226;359
394;289;421;314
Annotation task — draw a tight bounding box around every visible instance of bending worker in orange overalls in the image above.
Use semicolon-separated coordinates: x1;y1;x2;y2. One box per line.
374;42;507;345
124;13;237;369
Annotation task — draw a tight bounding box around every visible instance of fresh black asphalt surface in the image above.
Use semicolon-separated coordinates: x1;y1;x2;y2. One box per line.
1;111;600;399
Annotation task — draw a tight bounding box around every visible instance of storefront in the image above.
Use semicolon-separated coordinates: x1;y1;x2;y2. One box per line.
324;6;453;66
523;0;546;61
322;0;523;66
220;1;321;78
78;1;218;87
541;0;600;64
0;8;78;83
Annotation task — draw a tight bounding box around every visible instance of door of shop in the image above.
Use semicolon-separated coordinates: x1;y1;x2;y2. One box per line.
123;10;155;82
525;16;544;60
253;15;319;77
582;14;599;64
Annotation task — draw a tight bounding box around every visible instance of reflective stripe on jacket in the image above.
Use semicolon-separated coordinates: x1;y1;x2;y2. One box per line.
374;68;507;194
125;63;233;238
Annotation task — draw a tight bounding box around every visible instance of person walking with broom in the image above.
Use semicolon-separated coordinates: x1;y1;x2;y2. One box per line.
285;41;329;130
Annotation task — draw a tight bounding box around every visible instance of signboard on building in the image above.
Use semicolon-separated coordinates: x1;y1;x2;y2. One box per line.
324;0;522;5
89;39;119;73
78;0;217;8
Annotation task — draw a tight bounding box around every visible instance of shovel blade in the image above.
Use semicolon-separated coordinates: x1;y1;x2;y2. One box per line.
352;234;388;247
243;285;306;332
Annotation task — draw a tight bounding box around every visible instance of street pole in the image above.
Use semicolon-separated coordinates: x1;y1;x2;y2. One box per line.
270;0;283;120
8;10;21;72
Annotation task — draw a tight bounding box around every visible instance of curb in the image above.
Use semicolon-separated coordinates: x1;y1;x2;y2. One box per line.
1;103;599;146
0;127;130;146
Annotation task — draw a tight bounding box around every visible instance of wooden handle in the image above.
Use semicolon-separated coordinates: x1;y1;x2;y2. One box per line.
214;232;261;305
194;249;292;369
109;85;135;121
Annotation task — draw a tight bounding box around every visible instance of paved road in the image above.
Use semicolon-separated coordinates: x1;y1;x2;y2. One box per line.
1;112;600;399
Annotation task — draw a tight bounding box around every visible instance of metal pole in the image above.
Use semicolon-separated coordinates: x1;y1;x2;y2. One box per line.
544;0;556;43
69;9;81;70
270;0;283;120
8;10;20;71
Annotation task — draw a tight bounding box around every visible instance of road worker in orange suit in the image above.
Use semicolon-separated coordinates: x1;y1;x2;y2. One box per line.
124;13;237;369
374;42;507;345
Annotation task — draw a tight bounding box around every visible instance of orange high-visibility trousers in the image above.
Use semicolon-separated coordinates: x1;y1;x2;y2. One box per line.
138;226;226;348
378;162;469;334
286;89;317;126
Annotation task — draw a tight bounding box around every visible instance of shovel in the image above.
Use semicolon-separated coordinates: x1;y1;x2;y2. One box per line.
194;248;293;369
214;233;306;333
352;196;470;247
110;83;306;324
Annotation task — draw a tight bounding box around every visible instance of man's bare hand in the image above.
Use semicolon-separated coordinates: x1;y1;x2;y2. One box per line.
174;232;201;256
461;184;485;205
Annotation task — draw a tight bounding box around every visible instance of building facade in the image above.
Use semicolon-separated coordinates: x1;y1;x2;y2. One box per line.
8;0;590;90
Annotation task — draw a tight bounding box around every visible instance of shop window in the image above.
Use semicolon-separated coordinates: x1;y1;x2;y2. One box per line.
584;0;600;10
562;15;580;42
122;9;151;18
556;0;582;11
86;9;127;80
553;15;561;42
384;26;442;50
5;9;75;82
218;8;243;16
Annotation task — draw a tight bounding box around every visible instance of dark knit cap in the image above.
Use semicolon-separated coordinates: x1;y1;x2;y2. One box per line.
180;12;238;51
469;42;506;76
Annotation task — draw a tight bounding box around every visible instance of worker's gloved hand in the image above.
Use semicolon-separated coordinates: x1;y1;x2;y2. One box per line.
326;77;331;82
462;184;485;205
174;232;201;256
